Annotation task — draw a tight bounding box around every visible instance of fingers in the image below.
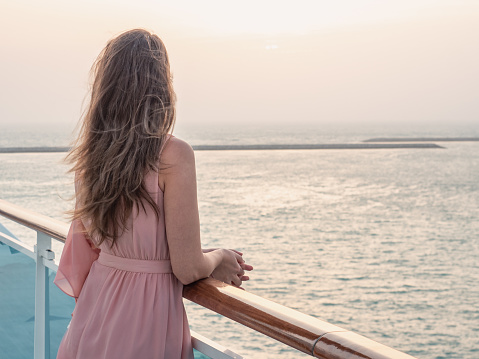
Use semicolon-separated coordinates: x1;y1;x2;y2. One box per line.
230;261;243;286
234;252;245;264
240;263;253;271
231;249;243;256
216;249;252;288
230;250;253;271
231;274;242;287
229;250;254;271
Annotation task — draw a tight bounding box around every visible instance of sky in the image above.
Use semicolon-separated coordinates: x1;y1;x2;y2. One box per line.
0;0;478;132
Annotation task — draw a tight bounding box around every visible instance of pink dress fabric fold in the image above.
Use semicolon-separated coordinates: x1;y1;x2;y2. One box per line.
54;219;100;299
54;170;194;359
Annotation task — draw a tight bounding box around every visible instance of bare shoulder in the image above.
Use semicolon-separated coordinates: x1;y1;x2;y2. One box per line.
161;136;195;165
158;137;195;190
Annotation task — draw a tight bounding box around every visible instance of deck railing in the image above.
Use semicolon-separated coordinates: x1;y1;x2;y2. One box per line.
0;199;417;359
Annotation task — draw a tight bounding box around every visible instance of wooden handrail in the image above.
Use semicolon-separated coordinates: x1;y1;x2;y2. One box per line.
183;280;416;358
0;199;417;358
0;200;69;242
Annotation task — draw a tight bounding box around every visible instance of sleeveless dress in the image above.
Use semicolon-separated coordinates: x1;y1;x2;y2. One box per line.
54;169;194;359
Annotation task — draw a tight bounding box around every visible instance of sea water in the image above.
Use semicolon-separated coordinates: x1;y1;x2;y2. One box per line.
0;123;478;358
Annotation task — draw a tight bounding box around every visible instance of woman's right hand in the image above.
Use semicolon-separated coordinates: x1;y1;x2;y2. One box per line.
211;249;248;287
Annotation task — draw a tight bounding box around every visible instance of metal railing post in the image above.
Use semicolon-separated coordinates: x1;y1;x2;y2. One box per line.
34;231;53;359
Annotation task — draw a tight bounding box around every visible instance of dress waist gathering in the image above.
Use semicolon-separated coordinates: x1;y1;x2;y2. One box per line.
98;251;173;274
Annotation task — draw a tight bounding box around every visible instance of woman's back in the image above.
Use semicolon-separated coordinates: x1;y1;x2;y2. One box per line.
98;169;169;261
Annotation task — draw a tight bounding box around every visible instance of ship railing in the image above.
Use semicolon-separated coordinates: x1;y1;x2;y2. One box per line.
0;199;417;359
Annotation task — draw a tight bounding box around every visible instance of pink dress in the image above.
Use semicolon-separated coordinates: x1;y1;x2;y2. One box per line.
54;170;194;359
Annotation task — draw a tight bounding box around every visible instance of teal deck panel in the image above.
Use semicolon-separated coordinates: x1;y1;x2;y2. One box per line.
0;221;75;358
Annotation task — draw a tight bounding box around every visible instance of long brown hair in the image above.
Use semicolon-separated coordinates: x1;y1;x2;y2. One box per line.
67;29;176;247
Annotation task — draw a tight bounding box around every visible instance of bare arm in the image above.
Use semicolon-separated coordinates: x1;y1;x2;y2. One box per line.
159;137;249;285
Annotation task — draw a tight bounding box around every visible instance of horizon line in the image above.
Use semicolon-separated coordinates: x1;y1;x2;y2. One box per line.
0;143;444;153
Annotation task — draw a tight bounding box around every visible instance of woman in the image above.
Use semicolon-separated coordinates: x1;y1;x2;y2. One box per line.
54;29;252;359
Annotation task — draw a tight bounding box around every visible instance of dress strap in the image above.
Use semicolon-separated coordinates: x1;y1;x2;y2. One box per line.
98;252;172;274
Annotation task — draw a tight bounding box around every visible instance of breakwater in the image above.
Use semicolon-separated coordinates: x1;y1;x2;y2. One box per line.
0;143;443;153
0;147;69;153
364;137;479;142
191;143;443;150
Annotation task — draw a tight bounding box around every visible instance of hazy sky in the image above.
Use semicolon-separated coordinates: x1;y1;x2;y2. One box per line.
1;0;478;131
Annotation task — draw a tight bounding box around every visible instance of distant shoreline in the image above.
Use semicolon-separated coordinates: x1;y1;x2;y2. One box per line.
0;147;70;153
192;143;443;150
0;143;444;153
364;137;479;142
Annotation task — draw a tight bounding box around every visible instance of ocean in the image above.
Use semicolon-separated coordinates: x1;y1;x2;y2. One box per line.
0;122;478;358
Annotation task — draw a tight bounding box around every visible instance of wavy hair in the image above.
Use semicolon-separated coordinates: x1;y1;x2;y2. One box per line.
67;29;176;247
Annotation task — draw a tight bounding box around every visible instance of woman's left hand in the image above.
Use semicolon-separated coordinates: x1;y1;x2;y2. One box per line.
205;247;253;287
